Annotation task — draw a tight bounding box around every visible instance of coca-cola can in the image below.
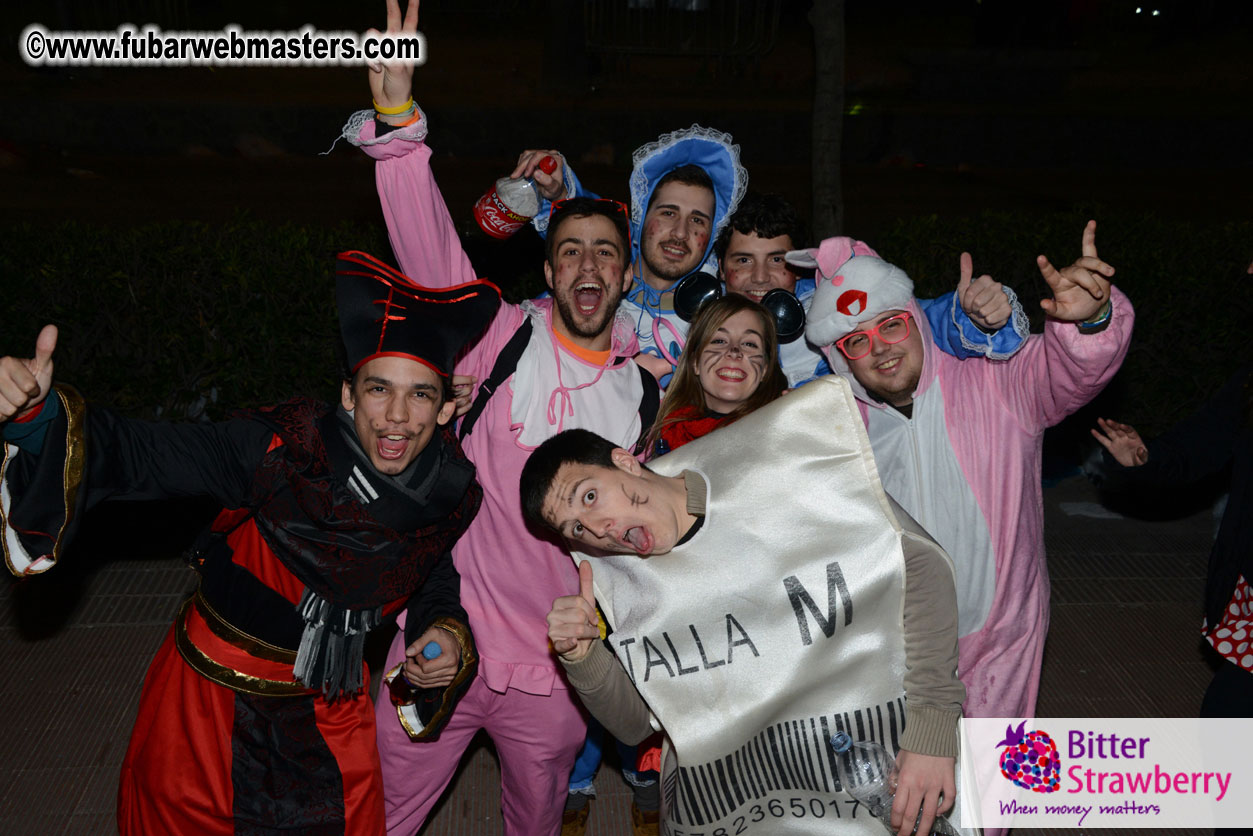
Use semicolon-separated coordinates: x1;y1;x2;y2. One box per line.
473;188;528;239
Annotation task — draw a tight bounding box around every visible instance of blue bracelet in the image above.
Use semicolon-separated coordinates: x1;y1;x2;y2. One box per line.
1076;301;1112;333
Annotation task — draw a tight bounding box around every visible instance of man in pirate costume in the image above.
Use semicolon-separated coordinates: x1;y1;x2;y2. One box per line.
521;377;970;836
0;253;499;835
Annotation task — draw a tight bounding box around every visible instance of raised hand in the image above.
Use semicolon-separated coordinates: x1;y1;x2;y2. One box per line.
955;251;1012;331
1037;220;1114;322
546;560;600;662
510;149;568;202
0;324;57;423
402;626;461;689
366;0;420;113
1091;417;1148;467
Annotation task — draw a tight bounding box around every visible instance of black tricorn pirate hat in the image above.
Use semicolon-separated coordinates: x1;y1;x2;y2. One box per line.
336;251;501;377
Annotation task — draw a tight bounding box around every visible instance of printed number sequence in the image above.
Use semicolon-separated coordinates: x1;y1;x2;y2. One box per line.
662;797;866;835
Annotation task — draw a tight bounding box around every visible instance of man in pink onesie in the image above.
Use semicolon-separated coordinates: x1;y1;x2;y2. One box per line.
799;222;1133;727
342;3;659;833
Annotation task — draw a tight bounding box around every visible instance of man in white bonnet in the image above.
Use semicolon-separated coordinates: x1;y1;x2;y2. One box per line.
799;222;1133;773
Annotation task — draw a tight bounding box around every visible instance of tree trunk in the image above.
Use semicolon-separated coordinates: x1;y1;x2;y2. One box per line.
809;0;845;238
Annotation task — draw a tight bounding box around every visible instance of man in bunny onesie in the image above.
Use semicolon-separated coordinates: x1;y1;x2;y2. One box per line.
799;222;1133;733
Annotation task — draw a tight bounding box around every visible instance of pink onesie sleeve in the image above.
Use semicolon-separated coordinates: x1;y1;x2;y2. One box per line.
353;114;477;290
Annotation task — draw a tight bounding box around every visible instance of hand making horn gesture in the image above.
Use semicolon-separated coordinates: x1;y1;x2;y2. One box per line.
546;561;601;663
0;324;57;423
1037;219;1115;322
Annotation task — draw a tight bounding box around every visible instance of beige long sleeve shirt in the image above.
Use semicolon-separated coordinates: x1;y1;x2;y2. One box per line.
560;470;965;758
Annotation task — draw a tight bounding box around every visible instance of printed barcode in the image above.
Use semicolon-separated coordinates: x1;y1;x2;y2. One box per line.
668;697;906;826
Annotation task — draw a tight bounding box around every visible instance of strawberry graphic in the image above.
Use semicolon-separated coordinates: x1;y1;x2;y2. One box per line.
995;721;1061;793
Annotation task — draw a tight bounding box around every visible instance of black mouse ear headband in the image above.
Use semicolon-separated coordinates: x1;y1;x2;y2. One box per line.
672;272;805;344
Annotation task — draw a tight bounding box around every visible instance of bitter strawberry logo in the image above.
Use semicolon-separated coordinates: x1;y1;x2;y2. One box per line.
996;721;1061;793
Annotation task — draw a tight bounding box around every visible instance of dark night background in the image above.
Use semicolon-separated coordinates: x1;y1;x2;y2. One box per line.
0;0;1250;811
0;0;1250;441
0;9;1247;833
3;1;1250;227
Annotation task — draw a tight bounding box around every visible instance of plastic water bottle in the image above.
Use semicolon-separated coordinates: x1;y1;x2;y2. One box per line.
473;155;558;239
415;640;445;724
829;732;960;836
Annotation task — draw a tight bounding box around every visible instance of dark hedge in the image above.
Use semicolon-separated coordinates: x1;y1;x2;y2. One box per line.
2;216;388;421
2;211;1249;436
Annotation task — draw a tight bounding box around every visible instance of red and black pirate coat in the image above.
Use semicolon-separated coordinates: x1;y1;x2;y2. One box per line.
0;389;482;835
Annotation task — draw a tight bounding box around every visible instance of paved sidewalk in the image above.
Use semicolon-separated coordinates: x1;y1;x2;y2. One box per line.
0;474;1217;835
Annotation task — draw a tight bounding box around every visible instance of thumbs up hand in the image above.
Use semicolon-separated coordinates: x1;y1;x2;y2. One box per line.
955;252;1012;332
0;324;58;423
546;560;601;662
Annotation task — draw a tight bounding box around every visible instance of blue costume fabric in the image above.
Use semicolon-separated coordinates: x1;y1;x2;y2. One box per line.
530;129;1024;802
536;126;747;382
535;134;1025;387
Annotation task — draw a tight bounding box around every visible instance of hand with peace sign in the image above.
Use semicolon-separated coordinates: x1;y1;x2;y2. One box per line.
366;0;421;118
546;560;601;663
1037;220;1115;323
0;324;57;423
954;251;1013;332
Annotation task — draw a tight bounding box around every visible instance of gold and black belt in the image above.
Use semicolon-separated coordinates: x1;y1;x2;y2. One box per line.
174;585;314;697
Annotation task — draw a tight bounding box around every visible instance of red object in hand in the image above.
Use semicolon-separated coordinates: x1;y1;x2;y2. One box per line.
473;156;558;239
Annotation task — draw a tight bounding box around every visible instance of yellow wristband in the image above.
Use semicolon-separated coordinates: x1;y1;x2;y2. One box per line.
373;97;414;116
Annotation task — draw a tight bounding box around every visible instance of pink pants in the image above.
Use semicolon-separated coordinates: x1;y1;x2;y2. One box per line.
374;632;587;836
957;597;1049;836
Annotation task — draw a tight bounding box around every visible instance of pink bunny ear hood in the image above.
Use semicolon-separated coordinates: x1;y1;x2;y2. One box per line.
799;253;916;349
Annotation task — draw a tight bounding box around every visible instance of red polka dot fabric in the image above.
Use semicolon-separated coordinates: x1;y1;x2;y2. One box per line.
1205;575;1253;672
